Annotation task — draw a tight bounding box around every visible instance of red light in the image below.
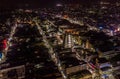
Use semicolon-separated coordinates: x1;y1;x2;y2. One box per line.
2;39;7;49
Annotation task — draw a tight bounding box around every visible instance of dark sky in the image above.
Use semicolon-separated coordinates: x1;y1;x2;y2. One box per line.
0;0;57;8
0;0;118;8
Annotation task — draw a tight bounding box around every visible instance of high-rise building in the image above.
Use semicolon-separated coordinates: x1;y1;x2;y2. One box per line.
63;33;74;48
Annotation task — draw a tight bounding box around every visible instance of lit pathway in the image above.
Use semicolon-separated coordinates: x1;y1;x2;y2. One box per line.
5;23;18;55
34;19;68;79
1;23;18;63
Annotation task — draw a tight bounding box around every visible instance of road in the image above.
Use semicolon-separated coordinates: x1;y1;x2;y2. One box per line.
33;18;68;79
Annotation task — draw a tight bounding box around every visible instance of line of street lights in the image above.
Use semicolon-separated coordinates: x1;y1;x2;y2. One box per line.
0;23;18;63
33;18;68;79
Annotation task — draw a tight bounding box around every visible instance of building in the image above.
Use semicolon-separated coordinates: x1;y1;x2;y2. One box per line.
0;65;25;79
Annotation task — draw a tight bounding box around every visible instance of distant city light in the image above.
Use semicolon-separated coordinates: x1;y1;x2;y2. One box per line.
0;52;2;58
117;28;120;31
99;26;103;29
56;4;62;7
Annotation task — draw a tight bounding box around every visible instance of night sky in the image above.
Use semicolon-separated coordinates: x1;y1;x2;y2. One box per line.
0;0;118;8
0;0;57;8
